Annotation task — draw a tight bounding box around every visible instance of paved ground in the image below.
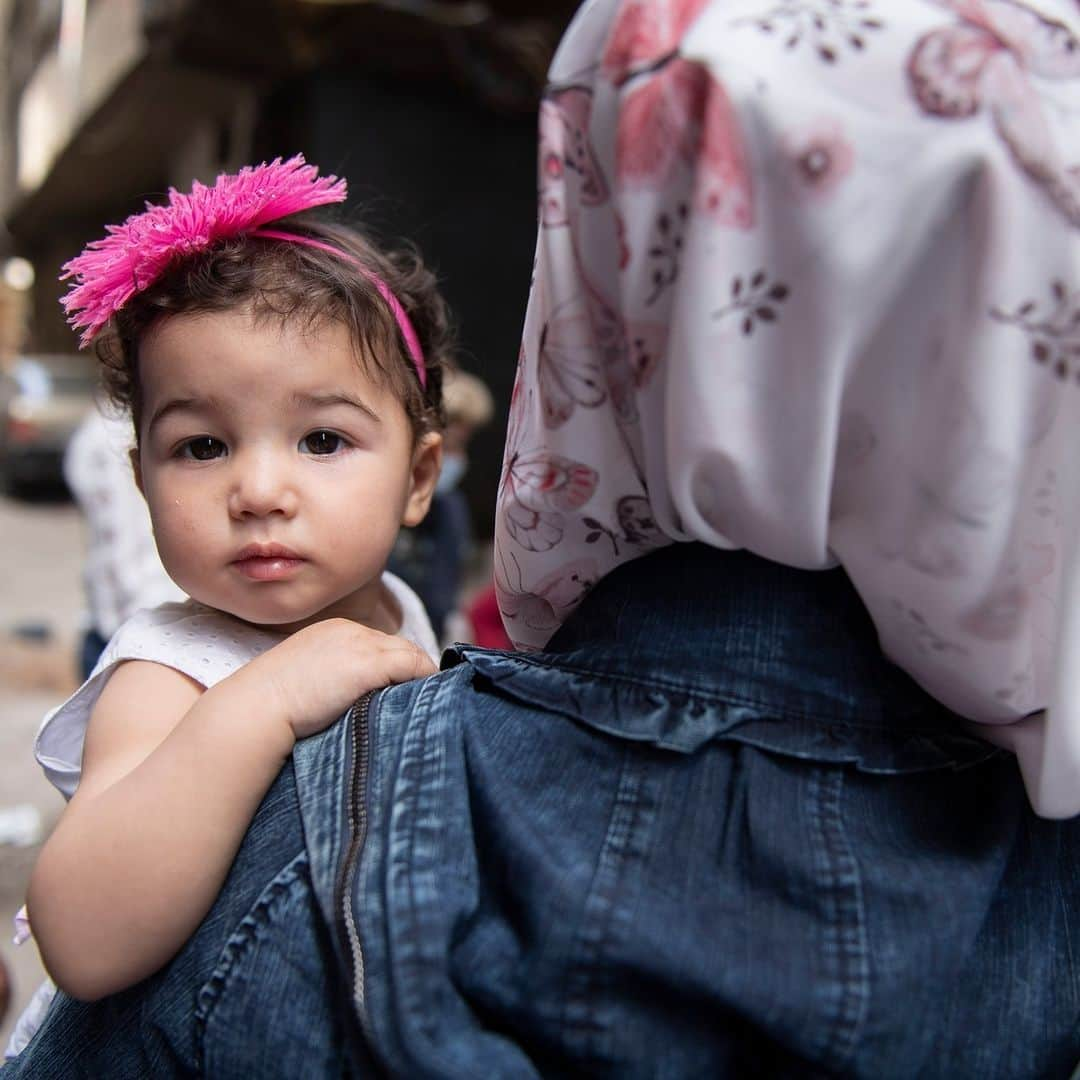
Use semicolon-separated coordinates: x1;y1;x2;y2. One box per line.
0;490;82;1053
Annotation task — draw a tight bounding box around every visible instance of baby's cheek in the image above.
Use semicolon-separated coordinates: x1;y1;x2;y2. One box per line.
151;505;202;578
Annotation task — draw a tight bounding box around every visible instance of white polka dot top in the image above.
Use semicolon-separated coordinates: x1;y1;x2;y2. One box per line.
34;572;439;799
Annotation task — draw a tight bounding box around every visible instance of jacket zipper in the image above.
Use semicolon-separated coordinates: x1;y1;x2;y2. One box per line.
337;689;376;1042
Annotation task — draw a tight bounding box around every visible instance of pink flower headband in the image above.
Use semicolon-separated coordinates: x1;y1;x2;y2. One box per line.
60;154;427;388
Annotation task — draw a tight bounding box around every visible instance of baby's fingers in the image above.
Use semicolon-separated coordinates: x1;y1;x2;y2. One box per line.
373;639;438;686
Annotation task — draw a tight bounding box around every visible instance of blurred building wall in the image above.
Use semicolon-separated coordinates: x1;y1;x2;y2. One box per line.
0;0;28;364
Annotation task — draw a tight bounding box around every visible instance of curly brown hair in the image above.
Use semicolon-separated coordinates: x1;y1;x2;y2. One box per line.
93;213;452;442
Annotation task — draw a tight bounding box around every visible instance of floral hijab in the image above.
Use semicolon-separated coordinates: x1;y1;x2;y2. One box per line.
494;0;1080;816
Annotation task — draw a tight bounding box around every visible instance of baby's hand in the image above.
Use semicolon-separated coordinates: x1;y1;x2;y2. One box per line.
253;618;437;741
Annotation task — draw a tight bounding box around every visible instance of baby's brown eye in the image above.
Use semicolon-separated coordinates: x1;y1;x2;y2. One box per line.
302;431;342;455
183;437;225;461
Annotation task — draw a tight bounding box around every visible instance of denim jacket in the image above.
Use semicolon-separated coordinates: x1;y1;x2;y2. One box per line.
6;546;1079;1079
291;547;1074;1078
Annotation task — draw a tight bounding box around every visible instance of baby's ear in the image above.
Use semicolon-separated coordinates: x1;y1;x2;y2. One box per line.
129;447;145;498
402;432;443;527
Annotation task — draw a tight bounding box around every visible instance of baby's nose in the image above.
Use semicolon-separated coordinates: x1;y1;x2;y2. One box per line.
227;453;299;519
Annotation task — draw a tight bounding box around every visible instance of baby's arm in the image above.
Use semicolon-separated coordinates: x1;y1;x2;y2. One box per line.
27;618;435;1001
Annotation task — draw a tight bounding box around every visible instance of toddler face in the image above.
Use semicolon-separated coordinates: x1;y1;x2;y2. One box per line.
133;307;440;632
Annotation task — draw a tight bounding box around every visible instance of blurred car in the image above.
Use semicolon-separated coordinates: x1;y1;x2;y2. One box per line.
0;354;96;495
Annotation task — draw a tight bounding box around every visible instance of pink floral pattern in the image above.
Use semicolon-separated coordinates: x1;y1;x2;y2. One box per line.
601;0;711;82
991;279;1080;381
538;87;609;228
602;0;754;227
782;118;855;199
495;0;1080;816
495;552;599;633
537;296;608;428
907;0;1080;224
500;449;599;552
732;1;886;63
537;269;645;428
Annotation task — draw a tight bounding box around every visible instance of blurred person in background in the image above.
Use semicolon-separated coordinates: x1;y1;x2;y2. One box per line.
63;401;186;678
389;366;495;643
463;579;513;649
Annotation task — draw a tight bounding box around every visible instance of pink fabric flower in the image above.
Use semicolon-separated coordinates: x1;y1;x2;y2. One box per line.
61;155;347;348
783;119;855;200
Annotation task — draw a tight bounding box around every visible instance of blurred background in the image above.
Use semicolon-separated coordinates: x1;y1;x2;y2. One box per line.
0;0;578;1049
